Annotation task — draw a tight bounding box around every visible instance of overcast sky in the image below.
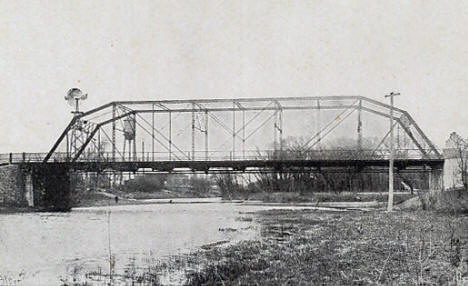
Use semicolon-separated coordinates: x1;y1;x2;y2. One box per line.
0;0;466;153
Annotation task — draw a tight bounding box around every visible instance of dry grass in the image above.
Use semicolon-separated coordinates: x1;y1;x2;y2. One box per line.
239;191;415;205
186;210;468;285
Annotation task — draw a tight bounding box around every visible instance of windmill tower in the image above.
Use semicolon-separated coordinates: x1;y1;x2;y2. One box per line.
64;88;88;160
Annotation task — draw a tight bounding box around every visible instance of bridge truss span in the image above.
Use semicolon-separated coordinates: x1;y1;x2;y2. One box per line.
41;96;441;172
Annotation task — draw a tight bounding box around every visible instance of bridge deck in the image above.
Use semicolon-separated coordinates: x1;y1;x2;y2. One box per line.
14;158;444;173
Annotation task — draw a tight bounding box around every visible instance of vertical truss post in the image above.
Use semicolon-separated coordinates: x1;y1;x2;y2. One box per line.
112;103;116;162
401;122;407;149
317;99;321;151
70;128;75;156
232;102;236;160
279;108;283;156
97;127;101;161
152;104;155;161
397;124;401;150
357;99;362;151
273;109;278;153
192;102;195;161
129;140;132;161
123;139;126;161
242;109;246;159
133;114;137;161
205;110;208;161
169;111;172;161
273;102;283;159
66;133;70;160
131;140;134;161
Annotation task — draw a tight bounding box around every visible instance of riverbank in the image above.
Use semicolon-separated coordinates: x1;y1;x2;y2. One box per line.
72;188;220;208
184;209;468;285
224;191;415;204
0;190;413;213
76;189;415;208
0;206;35;214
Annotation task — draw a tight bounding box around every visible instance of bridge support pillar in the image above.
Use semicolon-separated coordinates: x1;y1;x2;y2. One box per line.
0;165;30;207
429;167;444;192
32;165;72;211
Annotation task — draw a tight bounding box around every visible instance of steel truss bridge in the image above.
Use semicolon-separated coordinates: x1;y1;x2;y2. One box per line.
0;95;445;210
2;96;442;173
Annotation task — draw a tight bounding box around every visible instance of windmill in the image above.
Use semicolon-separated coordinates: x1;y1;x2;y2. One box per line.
64;88;90;160
65;88;88;115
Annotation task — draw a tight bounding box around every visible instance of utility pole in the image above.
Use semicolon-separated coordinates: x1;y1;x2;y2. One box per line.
385;92;400;212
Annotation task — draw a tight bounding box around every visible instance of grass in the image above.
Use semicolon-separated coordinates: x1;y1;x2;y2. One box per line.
244;191;415;205
185;209;468;285
60;261;163;286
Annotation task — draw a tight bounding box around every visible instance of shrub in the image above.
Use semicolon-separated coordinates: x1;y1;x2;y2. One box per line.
121;174;167;193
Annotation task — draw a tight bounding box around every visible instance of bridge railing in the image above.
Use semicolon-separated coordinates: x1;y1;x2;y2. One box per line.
0;149;442;164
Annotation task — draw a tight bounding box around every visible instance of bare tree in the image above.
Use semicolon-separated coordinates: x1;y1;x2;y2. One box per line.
446;132;468;191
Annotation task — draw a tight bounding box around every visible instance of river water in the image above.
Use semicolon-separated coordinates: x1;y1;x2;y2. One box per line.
0;198;329;285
